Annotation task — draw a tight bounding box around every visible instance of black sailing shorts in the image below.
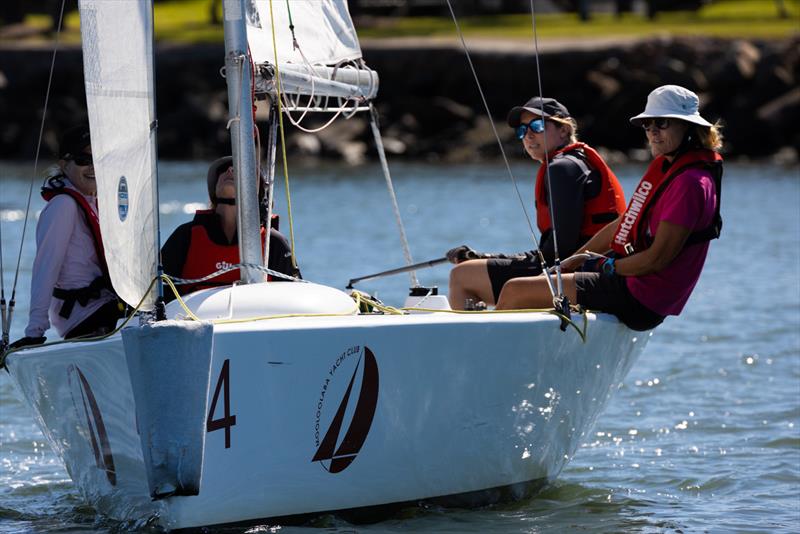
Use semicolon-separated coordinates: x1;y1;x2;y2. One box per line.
487;256;544;303
574;272;665;331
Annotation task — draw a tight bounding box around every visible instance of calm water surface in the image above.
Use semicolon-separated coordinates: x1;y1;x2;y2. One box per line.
1;160;798;533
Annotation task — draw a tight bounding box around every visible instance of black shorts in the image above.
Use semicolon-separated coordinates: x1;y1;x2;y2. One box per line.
65;299;124;339
487;256;543;302
574;272;664;331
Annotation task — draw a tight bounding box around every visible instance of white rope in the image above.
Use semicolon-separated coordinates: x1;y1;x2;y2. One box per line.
168;262;306;286
277;42;362;133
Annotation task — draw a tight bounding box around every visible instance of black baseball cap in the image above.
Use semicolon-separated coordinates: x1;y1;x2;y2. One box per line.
58;124;91;159
507;97;570;127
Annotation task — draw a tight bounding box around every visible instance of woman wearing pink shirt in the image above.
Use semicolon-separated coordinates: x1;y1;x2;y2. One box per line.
9;125;120;349
496;85;723;331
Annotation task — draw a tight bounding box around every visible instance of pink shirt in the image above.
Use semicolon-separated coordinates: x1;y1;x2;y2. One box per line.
25;182;116;338
626;168;717;316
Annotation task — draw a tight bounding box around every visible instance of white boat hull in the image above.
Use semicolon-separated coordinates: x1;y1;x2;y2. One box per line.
6;287;649;530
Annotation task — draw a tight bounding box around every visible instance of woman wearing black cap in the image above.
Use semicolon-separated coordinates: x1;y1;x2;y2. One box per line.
160;156;298;301
447;97;626;310
9;125;121;349
496;85;723;332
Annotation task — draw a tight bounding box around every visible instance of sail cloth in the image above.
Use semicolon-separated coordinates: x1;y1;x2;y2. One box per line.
78;0;158;310
246;0;378;100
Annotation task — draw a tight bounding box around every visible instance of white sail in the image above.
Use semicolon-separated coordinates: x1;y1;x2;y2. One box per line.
246;0;378;100
246;0;362;66
78;0;158;310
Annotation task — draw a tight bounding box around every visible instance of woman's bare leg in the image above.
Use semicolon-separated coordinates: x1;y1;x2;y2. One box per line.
448;259;495;310
496;274;578;310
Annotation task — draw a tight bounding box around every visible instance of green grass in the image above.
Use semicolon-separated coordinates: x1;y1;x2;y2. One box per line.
355;0;800;40
9;0;800;44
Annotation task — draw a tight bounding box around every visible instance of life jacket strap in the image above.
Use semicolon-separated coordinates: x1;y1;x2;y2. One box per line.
52;276;111;319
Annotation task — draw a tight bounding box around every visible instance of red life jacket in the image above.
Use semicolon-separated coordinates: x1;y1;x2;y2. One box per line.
611;149;723;256
535;142;626;240
179;210;268;295
41;179;109;276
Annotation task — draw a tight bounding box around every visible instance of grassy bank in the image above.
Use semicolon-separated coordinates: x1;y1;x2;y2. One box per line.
10;0;799;45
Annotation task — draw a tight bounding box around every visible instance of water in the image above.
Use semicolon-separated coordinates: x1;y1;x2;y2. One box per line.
1;160;799;533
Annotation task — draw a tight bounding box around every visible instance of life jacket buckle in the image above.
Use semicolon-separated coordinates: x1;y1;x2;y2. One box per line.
624;243;635;255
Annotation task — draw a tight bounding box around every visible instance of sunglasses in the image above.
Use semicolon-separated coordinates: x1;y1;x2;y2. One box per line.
640;118;672;131
516;118;546;140
70;153;94;166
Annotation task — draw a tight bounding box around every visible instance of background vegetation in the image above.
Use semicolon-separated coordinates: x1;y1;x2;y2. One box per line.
2;0;797;44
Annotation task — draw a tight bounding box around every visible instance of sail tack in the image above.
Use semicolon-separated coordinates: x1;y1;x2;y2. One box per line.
79;0;158;310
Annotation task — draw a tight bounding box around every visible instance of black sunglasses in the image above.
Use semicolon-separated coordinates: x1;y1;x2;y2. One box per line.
70;153;94;166
640;118;672;131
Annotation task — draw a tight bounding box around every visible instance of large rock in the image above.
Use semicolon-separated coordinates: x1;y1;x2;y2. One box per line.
0;36;797;162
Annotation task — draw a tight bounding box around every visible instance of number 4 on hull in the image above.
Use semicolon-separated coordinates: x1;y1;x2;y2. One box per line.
207;359;236;448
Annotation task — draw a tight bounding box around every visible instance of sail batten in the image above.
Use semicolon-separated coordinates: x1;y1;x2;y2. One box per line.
79;0;158;310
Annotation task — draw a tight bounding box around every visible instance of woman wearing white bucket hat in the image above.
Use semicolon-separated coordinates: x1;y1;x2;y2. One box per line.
446;96;626;311
495;85;723;332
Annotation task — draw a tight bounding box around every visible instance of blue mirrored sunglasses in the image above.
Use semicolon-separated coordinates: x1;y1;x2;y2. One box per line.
516;118;546;140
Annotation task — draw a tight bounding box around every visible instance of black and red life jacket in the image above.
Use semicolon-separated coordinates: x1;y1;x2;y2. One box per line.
179;210;272;295
535;142;627;241
611;149;723;256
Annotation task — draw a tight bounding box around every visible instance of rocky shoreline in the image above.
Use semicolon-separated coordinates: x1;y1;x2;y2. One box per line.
0;35;797;165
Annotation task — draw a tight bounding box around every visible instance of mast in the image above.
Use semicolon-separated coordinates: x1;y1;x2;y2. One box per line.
222;0;261;284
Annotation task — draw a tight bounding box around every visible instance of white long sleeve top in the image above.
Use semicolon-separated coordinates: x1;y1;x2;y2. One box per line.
24;182;116;338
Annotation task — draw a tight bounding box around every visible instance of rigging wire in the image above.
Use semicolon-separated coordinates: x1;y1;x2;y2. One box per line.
529;0;566;301
444;0;558;301
268;0;298;271
369;104;418;287
2;0;68;345
444;0;538;247
0;196;6;347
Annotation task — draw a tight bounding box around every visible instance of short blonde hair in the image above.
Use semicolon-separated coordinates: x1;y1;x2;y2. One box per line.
550;116;579;144
693;120;724;151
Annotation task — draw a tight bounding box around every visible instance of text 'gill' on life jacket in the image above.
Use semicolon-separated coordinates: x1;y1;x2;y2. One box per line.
610;149;723;257
179;209;273;295
535;142;627;241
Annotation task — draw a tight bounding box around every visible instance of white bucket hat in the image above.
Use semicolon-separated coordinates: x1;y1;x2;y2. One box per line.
630;85;712;128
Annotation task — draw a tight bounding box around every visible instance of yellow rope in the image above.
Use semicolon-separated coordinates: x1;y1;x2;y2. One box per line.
2;277;588;370
163;274;359;325
350;290;587;341
161;275;202;321
1;276;160;369
268;0;298;271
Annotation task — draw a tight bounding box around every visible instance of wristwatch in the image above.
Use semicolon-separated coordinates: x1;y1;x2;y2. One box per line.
602;257;616;276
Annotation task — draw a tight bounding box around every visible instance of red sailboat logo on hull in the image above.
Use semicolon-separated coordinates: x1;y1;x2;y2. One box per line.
312;346;379;473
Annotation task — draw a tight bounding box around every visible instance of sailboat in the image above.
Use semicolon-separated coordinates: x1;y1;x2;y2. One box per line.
3;0;651;530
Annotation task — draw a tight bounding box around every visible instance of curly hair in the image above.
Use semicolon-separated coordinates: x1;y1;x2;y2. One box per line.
693;120;724;151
